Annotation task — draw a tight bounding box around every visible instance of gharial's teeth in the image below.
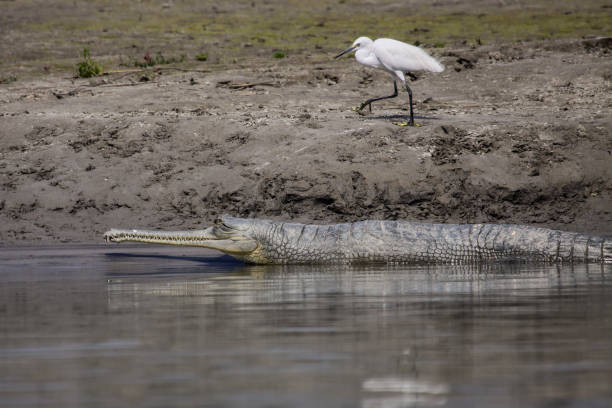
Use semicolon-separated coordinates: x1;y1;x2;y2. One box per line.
105;232;212;243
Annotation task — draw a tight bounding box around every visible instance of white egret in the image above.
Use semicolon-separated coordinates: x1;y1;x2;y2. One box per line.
335;37;444;126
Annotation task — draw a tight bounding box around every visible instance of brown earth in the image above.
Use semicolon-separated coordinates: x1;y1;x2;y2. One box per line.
1;1;611;244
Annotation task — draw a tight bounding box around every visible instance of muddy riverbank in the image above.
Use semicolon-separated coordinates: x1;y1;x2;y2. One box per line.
1;0;611;243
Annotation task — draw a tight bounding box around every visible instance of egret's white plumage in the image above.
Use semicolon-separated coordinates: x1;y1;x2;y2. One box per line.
335;36;444;125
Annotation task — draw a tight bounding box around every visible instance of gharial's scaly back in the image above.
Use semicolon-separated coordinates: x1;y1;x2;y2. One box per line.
222;217;610;264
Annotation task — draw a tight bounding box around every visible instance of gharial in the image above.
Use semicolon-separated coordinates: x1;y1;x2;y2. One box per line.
103;216;611;265
335;36;444;126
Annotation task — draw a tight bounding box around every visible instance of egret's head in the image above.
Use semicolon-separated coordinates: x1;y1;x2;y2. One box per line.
351;36;373;50
334;36;373;59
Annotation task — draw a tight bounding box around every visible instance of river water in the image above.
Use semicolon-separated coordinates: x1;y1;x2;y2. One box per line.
1;245;611;407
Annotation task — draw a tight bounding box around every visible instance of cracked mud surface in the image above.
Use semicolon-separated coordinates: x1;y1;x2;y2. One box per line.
1;1;611;243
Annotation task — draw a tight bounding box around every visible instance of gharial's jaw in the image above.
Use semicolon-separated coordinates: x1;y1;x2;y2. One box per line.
103;226;260;255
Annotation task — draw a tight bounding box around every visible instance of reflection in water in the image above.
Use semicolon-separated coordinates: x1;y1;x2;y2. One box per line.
362;377;449;408
1;246;611;407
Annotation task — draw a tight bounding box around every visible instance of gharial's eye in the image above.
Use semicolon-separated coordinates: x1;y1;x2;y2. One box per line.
219;223;234;232
214;219;234;233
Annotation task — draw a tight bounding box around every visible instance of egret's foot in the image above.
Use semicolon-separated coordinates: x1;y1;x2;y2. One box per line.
392;120;419;127
354;105;368;116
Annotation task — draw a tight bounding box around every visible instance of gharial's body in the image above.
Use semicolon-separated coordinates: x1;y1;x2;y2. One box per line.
104;216;611;265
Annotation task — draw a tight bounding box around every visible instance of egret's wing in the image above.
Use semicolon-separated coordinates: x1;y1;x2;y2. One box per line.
374;38;444;73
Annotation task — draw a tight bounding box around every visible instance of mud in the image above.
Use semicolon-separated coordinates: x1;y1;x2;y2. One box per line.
0;1;611;243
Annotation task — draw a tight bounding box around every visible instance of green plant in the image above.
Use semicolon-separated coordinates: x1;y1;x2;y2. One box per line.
76;47;102;78
0;75;17;84
273;51;286;59
195;52;208;61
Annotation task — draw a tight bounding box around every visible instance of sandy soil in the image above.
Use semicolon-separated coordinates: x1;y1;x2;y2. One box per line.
1;1;611;243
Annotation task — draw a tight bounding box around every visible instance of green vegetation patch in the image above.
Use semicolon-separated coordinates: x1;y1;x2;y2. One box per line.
27;8;611;53
0;75;18;84
76;47;101;78
211;10;611;51
16;3;611;77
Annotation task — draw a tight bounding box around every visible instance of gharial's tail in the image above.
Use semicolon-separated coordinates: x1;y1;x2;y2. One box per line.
570;233;612;264
604;237;612;264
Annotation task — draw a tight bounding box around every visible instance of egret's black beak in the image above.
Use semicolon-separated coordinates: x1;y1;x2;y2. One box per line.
334;46;356;59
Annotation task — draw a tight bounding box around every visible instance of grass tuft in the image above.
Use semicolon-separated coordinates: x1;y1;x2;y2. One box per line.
76;47;102;78
0;75;18;84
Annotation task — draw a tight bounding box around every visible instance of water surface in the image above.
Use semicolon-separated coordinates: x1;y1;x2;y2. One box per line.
1;245;611;407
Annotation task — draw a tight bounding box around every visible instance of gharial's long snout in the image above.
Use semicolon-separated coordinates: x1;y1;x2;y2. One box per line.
103;226;258;254
103;227;217;244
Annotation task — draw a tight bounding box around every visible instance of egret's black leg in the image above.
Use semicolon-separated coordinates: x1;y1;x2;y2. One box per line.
358;80;398;112
404;83;415;126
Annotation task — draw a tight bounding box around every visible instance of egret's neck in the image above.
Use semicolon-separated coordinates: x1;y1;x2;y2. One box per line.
355;46;381;69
